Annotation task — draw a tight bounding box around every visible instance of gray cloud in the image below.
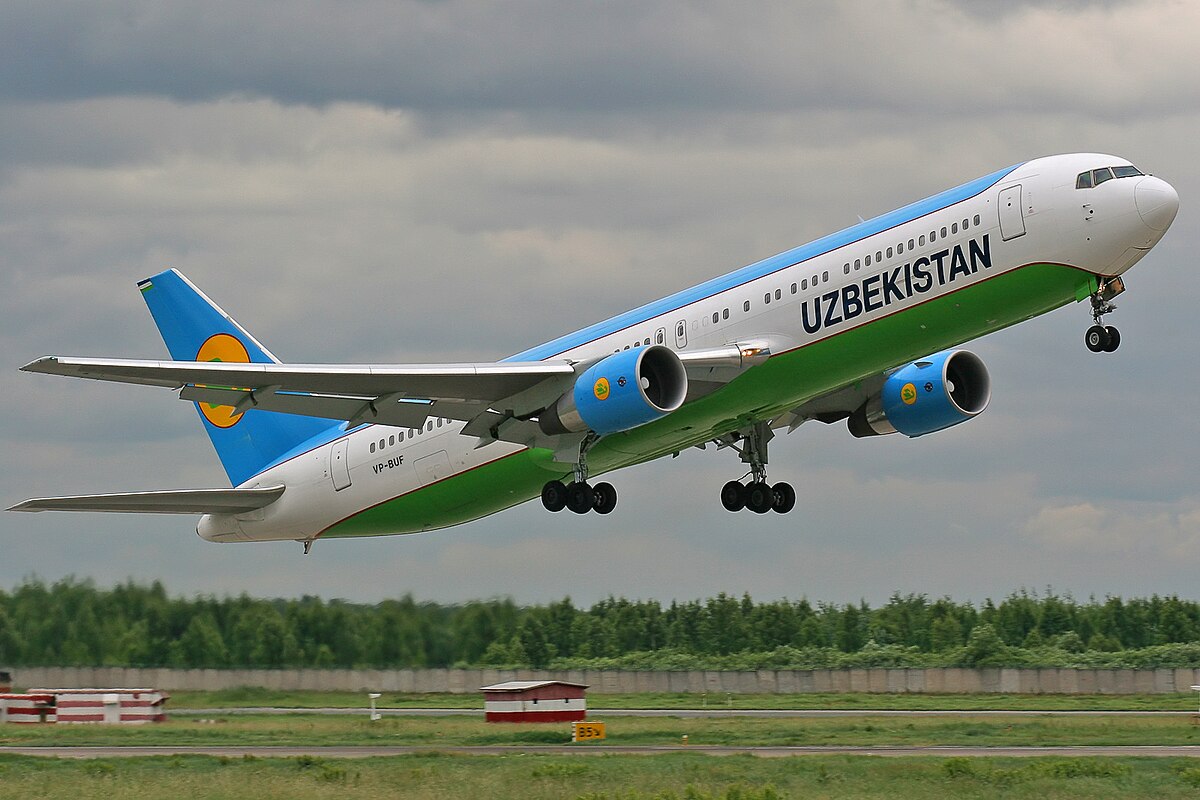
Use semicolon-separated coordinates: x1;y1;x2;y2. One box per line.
1;0;1197;605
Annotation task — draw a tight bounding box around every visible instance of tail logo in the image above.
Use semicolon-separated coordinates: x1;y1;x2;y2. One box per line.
195;333;250;428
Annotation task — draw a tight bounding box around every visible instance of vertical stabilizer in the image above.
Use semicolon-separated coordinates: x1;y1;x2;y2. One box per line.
138;269;339;485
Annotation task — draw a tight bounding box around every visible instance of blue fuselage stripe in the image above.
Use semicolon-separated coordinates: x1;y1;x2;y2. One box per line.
504;163;1020;362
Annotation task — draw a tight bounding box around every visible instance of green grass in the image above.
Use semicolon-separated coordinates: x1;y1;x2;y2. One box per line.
165;688;1200;711
3;713;1200;748
2;753;1200;799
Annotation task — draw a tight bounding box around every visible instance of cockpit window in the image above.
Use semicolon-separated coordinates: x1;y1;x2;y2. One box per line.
1077;164;1143;189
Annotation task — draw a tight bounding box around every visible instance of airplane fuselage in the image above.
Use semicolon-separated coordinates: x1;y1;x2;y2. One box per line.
184;153;1173;542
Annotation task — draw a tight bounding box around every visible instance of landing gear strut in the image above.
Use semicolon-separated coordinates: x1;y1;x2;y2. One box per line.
541;434;618;515
1085;280;1122;353
717;422;796;514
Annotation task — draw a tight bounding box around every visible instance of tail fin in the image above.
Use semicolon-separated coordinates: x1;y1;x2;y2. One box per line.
139;269;339;486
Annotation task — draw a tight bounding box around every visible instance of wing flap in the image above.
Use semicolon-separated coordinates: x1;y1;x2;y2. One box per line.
8;486;285;514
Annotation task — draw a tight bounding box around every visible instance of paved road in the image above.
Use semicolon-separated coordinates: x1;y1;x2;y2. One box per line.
173;707;1199;718
3;744;1200;759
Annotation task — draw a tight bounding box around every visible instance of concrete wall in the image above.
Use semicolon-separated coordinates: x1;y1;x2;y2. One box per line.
5;666;1200;695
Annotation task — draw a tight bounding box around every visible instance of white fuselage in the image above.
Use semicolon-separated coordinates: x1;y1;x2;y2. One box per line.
199;153;1175;543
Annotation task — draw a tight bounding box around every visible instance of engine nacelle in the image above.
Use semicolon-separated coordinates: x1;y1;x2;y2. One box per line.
540;345;688;436
848;349;991;438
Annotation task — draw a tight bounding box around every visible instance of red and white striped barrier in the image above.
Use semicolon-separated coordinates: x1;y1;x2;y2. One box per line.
1;689;168;724
0;693;56;723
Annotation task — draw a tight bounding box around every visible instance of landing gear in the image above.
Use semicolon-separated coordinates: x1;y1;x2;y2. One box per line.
540;435;618;515
716;422;796;514
1085;281;1122;353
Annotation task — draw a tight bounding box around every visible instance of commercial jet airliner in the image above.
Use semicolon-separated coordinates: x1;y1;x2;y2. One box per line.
10;153;1179;552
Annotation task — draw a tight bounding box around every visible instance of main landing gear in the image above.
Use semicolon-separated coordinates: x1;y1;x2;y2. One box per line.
541;434;617;515
717;421;796;514
1085;281;1122;353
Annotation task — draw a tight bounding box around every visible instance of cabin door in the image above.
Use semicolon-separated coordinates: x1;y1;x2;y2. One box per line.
330;438;351;491
998;184;1026;240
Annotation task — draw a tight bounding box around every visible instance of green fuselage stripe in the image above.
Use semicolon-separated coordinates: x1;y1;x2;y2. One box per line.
321;263;1092;538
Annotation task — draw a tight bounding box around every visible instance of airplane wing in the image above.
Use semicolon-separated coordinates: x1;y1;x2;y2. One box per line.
8;486;285;514
22;345;767;444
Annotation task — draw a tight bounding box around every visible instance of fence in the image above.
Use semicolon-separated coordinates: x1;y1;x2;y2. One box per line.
5;666;1200;694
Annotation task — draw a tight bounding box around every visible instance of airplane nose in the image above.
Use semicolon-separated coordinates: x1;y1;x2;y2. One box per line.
1134;176;1180;232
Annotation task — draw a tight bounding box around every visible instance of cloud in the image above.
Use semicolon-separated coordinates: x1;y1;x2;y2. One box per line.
1;0;1197;605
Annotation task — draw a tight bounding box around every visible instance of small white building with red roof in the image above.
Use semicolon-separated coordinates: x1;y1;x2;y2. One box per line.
479;680;587;723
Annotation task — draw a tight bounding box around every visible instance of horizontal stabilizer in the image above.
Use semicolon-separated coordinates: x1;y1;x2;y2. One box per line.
8;485;285;514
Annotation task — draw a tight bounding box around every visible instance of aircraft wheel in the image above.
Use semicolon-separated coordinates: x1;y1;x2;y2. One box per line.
720;480;746;512
1103;325;1121;352
592;482;618;515
566;481;593;514
746;482;774;514
1085;325;1109;353
541;480;568;512
771;482;796;514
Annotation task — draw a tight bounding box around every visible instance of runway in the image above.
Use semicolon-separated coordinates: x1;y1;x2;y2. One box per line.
3;744;1200;759
173;706;1198;718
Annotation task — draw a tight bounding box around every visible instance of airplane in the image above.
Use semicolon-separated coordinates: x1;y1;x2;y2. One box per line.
9;153;1179;554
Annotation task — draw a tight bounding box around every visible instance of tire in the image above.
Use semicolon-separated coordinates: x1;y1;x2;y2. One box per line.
541;480;567;512
746;482;773;514
1103;325;1121;352
720;480;746;512
566;481;593;514
772;482;796;514
1085;325;1109;353
592;482;618;515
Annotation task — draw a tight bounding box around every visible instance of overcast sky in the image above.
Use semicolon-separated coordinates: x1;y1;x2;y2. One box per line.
2;0;1197;607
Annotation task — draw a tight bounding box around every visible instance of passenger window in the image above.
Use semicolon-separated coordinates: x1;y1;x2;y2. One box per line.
743;300;750;312
801;279;808;290
437;418;443;428
886;247;892;259
623;345;630;350
930;230;936;241
774;289;781;300
951;222;958;234
655;328;665;345
865;254;872;267
962;218;969;229
1093;167;1114;185
370;442;376;453
908;238;915;249
973;215;980;226
941;227;947;238
712;311;719;323
789;284;796;295
723;308;729;319
676;321;685;337
644;338;650;345
854;258;861;270
389;435;395;446
399;431;405;442
897;242;903;254
919;234;926;246
426;421;433;432
764;293;771;305
822;271;829;281
843;263;850;274
875;250;882;262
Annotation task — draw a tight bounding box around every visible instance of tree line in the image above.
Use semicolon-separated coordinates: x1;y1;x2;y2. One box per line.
0;578;1198;670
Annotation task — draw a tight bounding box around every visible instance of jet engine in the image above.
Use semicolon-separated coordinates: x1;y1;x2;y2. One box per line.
539;345;688;436
848;349;990;438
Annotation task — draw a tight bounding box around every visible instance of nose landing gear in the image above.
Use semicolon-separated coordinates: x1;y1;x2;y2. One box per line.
717;421;796;514
1085;279;1123;353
